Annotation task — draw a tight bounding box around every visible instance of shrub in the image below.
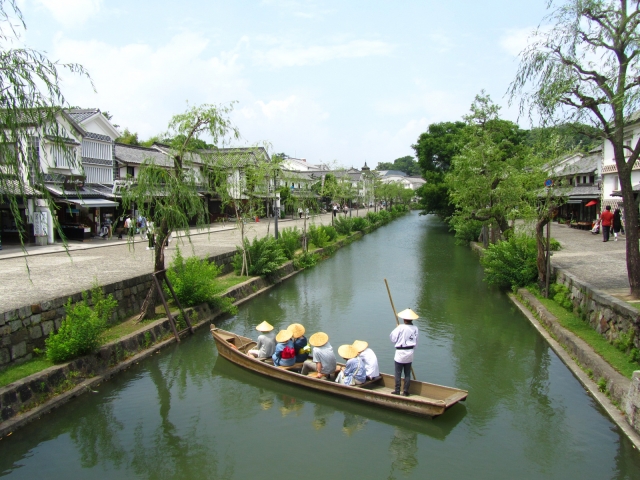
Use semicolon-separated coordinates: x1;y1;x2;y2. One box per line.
334;216;354;235
549;238;562;251
45;287;117;363
308;225;330;248
166;247;225;307
351;217;369;231
234;236;287;277
549;283;573;311
378;210;391;224
480;234;538;290
322;225;338;242
278;227;301;260
366;212;381;224
293;251;319;269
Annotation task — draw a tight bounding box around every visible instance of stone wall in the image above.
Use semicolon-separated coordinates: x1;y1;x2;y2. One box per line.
0;250;235;370
625;372;640;433
554;268;640;348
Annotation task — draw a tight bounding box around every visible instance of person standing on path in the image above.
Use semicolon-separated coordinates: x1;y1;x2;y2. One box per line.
146;220;155;250
389;308;419;396
600;205;614;242
333;204;337;217
613;208;623;241
124;216;134;240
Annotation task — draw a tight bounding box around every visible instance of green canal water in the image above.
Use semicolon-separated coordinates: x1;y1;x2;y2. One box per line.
1;212;640;479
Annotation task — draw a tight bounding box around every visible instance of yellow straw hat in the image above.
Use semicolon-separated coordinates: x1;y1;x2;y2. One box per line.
255;321;274;332
352;340;368;353
309;332;329;347
287;323;306;338
276;330;293;343
397;308;419;320
338;344;358;359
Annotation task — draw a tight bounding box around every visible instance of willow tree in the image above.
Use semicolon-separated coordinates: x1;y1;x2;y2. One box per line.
122;103;240;319
509;0;640;297
0;0;90;249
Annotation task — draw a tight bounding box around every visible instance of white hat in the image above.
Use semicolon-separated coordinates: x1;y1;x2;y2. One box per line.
397;308;419;320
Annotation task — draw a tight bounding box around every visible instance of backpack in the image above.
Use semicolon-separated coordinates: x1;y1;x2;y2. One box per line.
281;345;295;359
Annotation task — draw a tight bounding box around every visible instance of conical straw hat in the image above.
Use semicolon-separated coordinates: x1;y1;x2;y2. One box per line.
256;321;274;332
338;344;358;359
397;308;419;320
352;340;368;353
287;323;305;338
276;330;293;343
309;332;329;347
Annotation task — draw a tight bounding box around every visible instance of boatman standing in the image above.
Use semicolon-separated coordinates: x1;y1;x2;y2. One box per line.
389;308;419;396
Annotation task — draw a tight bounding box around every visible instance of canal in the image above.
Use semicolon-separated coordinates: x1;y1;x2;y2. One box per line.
1;212;639;479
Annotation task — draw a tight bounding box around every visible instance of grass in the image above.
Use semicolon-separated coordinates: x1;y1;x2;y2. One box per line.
0;357;54;388
527;288;639;379
216;273;251;291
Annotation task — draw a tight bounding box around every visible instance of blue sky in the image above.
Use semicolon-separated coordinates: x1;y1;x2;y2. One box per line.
17;0;551;168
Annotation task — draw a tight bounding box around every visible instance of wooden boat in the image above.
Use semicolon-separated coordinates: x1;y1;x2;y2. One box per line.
210;325;468;418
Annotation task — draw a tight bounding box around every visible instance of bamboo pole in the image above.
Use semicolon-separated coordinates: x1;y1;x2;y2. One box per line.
384;278;416;380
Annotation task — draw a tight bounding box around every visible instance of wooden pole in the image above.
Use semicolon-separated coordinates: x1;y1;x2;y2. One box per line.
384;279;416;380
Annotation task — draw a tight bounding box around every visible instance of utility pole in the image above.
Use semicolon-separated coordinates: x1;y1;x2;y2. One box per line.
274;192;280;240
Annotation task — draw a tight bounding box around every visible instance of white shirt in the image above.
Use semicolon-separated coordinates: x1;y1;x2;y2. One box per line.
358;348;380;378
389;324;419;363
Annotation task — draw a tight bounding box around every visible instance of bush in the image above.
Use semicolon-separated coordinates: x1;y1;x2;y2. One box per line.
352;217;369;231
549;238;562;251
480;234;538;290
378;210;392;224
166;247;224;307
322;225;338;242
278;227;301;260
45;287;117;363
293;251;319;269
234;236;287;277
334;216;354;235
366;212;381;224
308;225;330;248
549;283;573;311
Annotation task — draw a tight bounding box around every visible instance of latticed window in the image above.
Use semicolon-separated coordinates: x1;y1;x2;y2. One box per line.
84;166;112;184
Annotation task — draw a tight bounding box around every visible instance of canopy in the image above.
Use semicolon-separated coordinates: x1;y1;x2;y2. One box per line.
70;198;119;208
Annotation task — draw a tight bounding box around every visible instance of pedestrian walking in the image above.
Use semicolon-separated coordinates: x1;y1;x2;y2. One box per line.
389;308;419;396
600;205;614;242
332;204;337;217
146;220;155;250
613;208;623;241
124;216;134;240
138;215;147;240
298;207;303;219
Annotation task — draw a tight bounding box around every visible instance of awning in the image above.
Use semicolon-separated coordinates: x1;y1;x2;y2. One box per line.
567;199;584;204
69;198;119;208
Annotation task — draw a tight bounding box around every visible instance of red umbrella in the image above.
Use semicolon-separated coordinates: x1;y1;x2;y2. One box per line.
585;200;597;207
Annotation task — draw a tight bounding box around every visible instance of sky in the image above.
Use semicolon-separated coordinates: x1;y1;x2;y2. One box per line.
13;0;551;168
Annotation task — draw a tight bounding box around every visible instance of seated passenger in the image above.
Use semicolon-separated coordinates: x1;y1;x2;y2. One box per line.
301;332;337;380
287;323;309;363
335;344;366;386
352;340;379;380
272;330;296;367
248;321;276;359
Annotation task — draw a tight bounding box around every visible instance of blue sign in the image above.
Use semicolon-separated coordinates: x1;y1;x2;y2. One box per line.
544;179;554;188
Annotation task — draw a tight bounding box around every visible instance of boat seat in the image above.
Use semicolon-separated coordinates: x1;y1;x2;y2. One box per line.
355;376;383;388
277;362;305;371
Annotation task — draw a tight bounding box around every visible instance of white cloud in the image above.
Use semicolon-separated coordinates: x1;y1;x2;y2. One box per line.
35;0;103;27
52;32;248;138
254;39;393;68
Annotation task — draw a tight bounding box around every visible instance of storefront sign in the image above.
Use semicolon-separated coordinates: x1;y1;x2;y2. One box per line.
63;175;85;190
33;211;48;237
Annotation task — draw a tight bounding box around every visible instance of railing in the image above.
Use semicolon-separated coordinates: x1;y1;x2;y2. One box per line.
82;139;112;160
85;165;113;184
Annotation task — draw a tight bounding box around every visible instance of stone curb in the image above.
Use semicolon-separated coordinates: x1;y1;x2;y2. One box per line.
511;291;640;448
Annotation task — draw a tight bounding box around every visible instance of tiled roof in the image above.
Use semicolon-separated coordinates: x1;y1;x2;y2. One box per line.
115;143;173;168
558;154;599;176
567;185;601;197
0;179;41;197
66;109;99;124
45;183;104;198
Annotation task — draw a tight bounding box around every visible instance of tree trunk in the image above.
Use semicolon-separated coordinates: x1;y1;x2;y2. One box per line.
618;167;640;298
138;219;168;321
535;216;549;291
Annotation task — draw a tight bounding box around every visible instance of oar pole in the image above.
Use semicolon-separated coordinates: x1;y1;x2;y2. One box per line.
384;279;417;380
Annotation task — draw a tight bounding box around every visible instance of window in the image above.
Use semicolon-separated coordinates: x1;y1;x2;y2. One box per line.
126;166;135;178
613;175;619;191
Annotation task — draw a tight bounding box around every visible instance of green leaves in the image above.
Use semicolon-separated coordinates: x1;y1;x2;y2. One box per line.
480;234;538;290
166;247;225;307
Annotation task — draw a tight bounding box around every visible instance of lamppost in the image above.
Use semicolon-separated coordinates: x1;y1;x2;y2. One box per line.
274;169;280;240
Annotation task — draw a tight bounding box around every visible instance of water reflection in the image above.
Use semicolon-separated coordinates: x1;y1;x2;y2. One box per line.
387;428;419;479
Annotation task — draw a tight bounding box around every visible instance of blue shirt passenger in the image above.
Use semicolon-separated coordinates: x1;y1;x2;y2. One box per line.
272;340;296;367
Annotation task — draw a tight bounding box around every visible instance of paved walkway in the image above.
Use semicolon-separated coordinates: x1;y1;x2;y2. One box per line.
547;222;633;298
0;209;373;312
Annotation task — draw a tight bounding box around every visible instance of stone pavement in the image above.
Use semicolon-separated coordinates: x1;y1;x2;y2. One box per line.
546;222;633;297
0;209;373;312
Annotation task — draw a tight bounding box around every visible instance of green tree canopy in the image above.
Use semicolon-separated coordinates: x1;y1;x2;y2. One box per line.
375;156;421;176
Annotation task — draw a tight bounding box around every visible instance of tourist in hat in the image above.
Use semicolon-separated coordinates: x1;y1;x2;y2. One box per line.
248;321;277;359
300;332;337;380
335;344;366;386
389;308;419;396
352;340;379;380
287;323;309;363
272;330;296;367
